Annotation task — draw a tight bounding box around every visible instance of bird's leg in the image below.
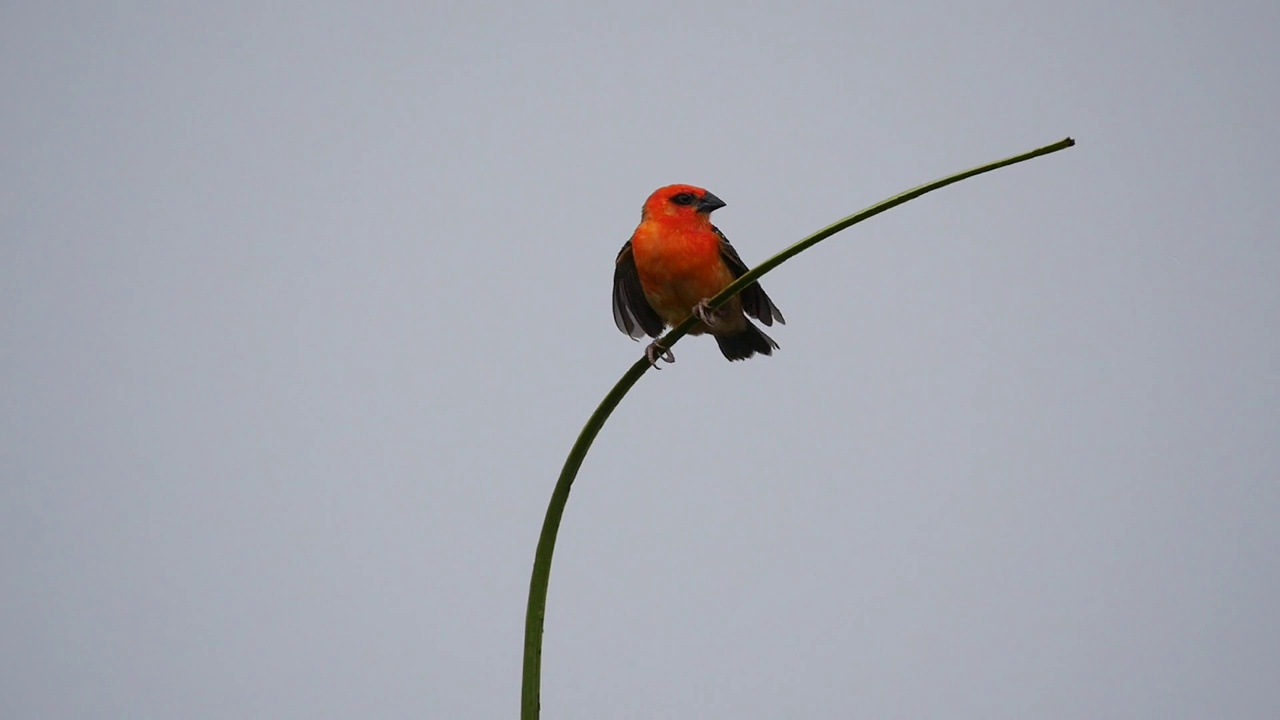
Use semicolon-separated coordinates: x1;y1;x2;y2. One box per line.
645;339;675;368
692;299;722;327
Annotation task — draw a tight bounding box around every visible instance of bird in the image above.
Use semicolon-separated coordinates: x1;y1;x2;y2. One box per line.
612;184;784;366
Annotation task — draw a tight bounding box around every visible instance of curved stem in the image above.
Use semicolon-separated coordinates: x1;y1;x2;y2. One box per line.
521;136;1075;719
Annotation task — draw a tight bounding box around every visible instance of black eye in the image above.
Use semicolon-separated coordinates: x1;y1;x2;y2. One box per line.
671;192;696;206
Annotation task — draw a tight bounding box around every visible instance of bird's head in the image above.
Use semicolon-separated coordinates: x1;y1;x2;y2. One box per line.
642;184;726;222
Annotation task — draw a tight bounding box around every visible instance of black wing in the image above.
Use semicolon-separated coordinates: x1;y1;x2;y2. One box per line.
613;240;665;339
713;226;786;326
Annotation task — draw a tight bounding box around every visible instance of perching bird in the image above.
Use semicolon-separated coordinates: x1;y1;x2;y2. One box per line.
613;184;784;366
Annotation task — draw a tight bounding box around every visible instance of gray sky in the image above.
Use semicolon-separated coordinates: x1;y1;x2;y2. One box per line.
3;2;1277;718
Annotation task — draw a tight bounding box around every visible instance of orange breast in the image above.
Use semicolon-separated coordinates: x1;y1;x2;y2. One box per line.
631;223;736;325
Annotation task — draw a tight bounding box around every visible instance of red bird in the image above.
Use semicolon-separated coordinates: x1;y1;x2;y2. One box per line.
613;184;784;365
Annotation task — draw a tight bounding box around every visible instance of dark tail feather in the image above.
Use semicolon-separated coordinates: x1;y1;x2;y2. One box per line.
714;322;779;361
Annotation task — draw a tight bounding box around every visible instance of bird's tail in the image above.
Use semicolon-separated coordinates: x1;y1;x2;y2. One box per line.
714;322;779;361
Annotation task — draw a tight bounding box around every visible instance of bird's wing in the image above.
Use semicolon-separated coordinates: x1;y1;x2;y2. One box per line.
613;240;666;338
713;226;786;326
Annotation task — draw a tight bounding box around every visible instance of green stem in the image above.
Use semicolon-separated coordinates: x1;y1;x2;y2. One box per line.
520;136;1075;718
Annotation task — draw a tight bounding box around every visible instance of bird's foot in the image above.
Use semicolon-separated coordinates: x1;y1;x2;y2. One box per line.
692;299;722;327
645;340;675;368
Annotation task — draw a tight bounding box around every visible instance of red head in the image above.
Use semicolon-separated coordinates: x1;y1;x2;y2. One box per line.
641;184;727;223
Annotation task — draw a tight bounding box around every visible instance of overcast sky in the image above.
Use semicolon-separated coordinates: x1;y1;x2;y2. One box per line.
3;2;1278;719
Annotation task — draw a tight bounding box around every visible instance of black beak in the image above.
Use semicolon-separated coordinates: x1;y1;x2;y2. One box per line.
696;192;726;213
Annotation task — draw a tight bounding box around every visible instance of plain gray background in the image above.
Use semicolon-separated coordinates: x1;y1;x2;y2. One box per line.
3;2;1277;718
